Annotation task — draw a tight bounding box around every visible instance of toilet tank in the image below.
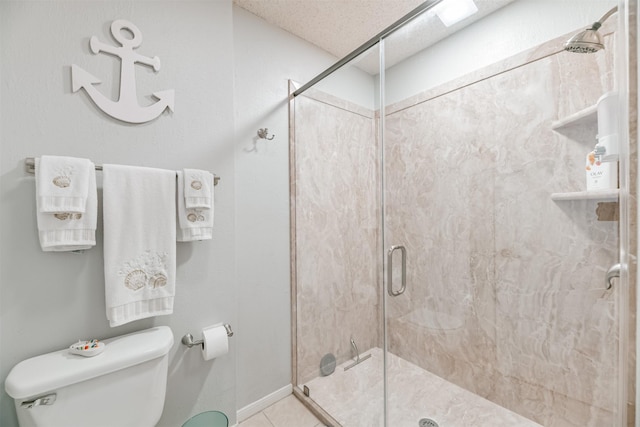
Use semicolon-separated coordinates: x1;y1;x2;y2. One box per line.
5;326;173;427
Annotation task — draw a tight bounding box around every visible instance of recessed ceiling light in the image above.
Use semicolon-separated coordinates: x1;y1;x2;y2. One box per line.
434;0;479;27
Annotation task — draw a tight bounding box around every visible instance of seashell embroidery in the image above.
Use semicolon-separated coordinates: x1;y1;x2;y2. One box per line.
149;273;168;289
53;213;82;221
187;213;198;222
124;269;147;291
190;180;202;190
53;176;71;188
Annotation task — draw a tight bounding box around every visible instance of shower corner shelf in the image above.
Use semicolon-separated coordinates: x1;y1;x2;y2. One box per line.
551;105;597;132
550;189;619;201
551;103;615;203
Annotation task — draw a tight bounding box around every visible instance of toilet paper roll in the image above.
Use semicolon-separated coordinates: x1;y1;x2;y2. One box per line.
201;324;229;361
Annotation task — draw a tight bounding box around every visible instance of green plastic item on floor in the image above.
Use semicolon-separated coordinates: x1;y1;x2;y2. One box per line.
182;411;229;427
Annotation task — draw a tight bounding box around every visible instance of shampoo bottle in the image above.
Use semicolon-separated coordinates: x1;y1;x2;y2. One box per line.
586;149;617;190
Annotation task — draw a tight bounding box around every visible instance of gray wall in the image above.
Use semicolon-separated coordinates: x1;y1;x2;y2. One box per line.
233;6;327;410
232;6;375;410
0;1;373;425
0;2;236;426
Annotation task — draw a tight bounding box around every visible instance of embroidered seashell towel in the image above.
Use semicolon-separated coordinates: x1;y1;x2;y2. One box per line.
103;164;177;328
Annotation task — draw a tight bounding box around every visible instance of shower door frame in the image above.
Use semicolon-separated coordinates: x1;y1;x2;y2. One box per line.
288;78;343;426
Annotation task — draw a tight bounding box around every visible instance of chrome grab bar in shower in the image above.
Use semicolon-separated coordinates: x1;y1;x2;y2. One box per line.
387;245;407;296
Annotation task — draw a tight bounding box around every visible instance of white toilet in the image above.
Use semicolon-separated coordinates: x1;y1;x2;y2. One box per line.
5;326;173;427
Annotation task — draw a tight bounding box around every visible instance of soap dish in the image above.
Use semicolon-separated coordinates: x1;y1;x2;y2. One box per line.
69;339;105;357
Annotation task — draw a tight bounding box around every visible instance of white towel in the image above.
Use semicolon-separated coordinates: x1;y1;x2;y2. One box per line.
103;164;176;327
37;155;93;213
183;168;214;209
35;158;97;251
176;171;213;242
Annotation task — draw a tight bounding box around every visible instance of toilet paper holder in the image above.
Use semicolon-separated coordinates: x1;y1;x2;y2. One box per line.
181;324;234;348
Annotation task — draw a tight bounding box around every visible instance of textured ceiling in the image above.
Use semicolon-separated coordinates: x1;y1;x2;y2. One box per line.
233;0;516;74
233;0;425;59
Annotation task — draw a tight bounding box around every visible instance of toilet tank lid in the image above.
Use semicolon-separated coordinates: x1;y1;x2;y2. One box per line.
5;326;173;400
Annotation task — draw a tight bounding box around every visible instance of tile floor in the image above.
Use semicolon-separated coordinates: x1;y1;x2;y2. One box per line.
238;395;326;427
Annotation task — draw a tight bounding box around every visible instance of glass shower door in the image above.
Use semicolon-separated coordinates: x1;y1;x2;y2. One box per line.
291;43;386;426
381;4;626;426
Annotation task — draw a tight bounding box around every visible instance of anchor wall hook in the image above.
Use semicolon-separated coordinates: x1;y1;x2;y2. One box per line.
257;128;275;140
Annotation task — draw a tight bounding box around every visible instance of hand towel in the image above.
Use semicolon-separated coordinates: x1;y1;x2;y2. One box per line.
103;164;176;327
183;168;214;209
35;158;97;251
37;155;93;213
176;171;214;242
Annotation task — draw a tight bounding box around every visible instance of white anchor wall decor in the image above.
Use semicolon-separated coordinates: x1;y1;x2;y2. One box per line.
71;20;174;124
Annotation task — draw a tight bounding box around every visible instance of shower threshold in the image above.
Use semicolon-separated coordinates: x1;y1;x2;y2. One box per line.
303;348;541;427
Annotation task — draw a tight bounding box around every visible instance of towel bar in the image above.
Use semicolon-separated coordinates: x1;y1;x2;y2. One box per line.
24;157;220;186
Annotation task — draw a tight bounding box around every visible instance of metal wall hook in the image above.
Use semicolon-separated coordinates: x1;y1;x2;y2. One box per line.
181;324;234;348
257;128;275;140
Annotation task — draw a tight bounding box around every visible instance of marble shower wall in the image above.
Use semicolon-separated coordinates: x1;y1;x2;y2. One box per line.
293;90;381;386
384;28;619;426
292;23;627;427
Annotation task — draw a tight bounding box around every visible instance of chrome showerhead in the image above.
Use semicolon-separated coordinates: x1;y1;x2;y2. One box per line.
564;6;617;54
564;25;604;53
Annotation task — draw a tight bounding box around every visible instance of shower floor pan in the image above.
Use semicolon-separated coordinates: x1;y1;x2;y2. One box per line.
303;348;541;427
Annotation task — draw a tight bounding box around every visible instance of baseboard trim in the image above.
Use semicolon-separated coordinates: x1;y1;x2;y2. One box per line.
236;384;293;422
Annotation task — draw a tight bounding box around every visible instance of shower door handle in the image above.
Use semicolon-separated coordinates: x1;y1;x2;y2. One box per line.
387;245;406;297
